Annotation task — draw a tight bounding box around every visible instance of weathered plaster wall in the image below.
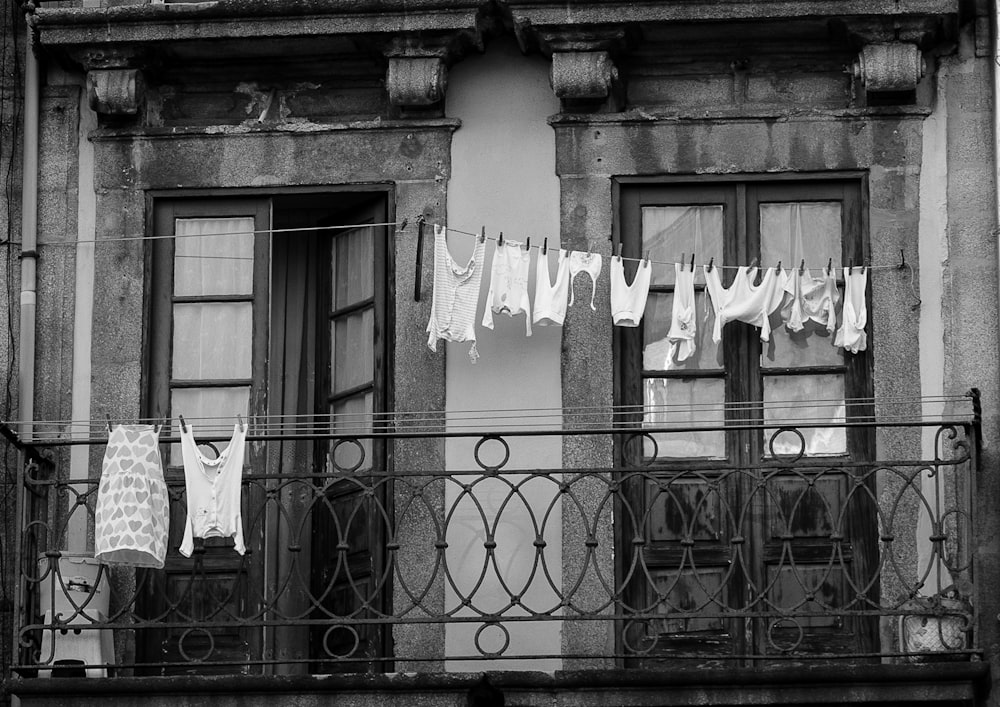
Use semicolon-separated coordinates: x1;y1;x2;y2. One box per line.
443;37;563;671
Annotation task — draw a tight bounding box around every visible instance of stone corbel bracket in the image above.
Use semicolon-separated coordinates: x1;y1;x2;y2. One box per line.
67;45;145;116
384;30;483;108
519;26;630;110
853;42;924;93
834;16;943;100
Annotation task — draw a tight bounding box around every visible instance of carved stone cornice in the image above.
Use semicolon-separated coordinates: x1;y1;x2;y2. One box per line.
64;44;146;71
832;15;946;49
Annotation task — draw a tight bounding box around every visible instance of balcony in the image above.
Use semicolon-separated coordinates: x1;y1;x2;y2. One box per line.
6;393;987;702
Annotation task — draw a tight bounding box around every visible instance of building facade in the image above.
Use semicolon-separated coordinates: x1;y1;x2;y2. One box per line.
3;0;1000;705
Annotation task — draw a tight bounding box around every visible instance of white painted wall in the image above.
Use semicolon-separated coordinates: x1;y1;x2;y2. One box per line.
917;63;952;594
443;38;564;671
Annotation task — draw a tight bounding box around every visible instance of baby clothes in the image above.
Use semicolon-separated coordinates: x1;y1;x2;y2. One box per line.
569;251;603;311
610;256;652;327
835;267;868;353
483;239;533;336
95;425;169;568
179;424;247;557
533;248;571;327
667;262;697;362
705;265;788;343
426;225;487;362
782;268;840;334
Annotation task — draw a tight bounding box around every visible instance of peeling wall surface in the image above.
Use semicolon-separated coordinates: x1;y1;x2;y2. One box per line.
7;0;1000;702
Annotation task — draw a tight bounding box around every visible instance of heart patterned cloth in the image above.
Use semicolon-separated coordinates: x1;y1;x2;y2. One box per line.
94;424;169;568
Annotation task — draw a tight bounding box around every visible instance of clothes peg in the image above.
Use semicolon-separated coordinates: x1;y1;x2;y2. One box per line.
498;231;504;247
707;257;714;273
616;243;624;259
848;258;854;275
237;413;245;432
689;253;695;272
524;237;531;252
799;259;806;275
644;251;650;266
105;413;112;433
587;243;592;256
898;249;906;270
680;253;686;272
479;226;486;243
398;218;408;232
749;257;759;269
827;258;833;276
179;414;187;433
542;237;548;255
776;260;781;272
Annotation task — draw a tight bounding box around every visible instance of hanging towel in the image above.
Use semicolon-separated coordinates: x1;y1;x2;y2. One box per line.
705;266;788;343
610;256;652;327
95;424;169;568
179;424;247;557
834;267;868;353
568;251;602;311
533;248;571;327
482;239;533;336
667;262;697;362
426;225;487;362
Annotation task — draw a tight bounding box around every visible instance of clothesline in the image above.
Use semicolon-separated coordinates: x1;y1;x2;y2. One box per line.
6;394;977;439
23;216;916;273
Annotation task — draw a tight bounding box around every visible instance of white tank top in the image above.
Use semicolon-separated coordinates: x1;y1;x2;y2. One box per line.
569;251;602;311
482;239;533;336
426;225;487;362
667;262;697;362
179;424;247;558
533;249;571;327
834;267;867;353
610;256;652;327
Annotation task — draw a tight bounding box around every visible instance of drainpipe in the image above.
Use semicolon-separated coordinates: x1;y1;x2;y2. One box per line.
19;19;40;441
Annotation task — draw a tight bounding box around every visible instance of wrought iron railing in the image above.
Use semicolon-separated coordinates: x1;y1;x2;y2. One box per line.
10;398;982;676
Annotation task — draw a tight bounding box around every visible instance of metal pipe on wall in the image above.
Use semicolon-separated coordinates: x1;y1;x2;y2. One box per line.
19;23;40;441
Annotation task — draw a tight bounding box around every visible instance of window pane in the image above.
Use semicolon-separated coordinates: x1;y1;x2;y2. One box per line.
169;386;250;465
331;308;374;395
172;302;253;379
330;392;374;472
642;206;723;286
759;202;841;271
763;374;846;457
644;292;721;371
332;225;374;308
174;217;254;296
643;378;726;459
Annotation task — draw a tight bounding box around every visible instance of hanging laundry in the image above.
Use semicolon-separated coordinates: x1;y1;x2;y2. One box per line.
569;251;603;312
179;423;247;558
705;265;788;343
610;255;651;327
667;262;697;362
482;238;533;336
426;225;487;362
95;424;170;568
835;267;868;353
533;248;571;327
781;267;840;334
